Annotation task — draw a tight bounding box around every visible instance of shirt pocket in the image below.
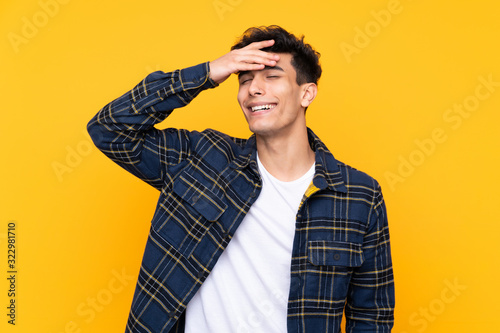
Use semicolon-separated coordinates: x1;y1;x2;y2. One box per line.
152;170;227;259
172;172;227;222
308;240;364;267
304;241;364;310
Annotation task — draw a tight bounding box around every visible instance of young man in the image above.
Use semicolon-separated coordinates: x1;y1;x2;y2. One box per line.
88;26;395;333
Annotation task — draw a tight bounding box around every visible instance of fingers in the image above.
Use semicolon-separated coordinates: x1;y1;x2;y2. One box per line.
233;41;280;71
235;51;279;68
243;39;280;62
208;39;280;84
243;39;275;50
233;62;266;73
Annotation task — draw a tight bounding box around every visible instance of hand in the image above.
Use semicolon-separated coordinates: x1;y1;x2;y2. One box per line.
209;40;280;84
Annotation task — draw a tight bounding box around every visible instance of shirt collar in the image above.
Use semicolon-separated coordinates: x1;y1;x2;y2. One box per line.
307;128;348;193
231;128;348;194
230;134;259;174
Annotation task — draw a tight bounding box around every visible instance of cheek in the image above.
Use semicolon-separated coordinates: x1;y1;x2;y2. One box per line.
276;82;294;97
237;90;246;106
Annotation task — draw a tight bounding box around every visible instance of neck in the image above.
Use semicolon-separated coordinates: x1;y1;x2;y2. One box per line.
256;127;315;182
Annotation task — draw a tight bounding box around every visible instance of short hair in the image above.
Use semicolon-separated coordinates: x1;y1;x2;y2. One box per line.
231;25;322;86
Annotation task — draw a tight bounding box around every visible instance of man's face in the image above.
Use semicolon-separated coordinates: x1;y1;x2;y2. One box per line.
237;53;311;138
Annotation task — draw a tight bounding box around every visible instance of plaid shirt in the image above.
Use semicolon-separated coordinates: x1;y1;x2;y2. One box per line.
87;62;395;333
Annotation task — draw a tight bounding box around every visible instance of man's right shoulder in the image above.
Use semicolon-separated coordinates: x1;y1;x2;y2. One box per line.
161;128;255;187
187;128;247;146
168;127;250;160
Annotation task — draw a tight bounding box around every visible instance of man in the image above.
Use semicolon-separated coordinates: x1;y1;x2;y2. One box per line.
88;25;395;333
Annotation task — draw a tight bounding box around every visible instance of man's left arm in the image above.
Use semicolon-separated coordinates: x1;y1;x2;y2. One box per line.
345;184;395;332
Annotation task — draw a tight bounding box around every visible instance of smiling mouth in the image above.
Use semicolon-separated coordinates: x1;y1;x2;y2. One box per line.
250;104;277;112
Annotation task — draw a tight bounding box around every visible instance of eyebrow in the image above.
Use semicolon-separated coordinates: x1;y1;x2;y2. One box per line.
238;65;285;78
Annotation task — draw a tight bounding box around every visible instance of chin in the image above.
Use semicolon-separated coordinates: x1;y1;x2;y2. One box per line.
249;127;275;138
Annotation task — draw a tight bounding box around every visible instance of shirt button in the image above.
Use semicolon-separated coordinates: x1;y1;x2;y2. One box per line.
192;195;199;204
198;271;204;279
249;191;256;198
333;253;341;261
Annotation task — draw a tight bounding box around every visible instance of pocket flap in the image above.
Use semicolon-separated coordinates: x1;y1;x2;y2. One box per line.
308;241;364;267
172;172;227;222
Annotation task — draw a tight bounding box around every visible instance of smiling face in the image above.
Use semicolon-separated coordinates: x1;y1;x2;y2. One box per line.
237;53;316;139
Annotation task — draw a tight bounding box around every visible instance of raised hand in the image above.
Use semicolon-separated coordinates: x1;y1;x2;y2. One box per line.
209;40;280;84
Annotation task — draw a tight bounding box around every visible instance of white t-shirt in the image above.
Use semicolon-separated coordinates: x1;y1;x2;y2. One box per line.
185;155;315;333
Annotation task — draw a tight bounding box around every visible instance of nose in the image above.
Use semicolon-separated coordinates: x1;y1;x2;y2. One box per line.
248;76;264;96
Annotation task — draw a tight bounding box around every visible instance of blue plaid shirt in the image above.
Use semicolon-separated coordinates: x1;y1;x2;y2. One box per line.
87;62;395;332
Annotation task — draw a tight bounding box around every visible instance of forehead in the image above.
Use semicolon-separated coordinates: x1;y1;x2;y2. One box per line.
273;53;293;68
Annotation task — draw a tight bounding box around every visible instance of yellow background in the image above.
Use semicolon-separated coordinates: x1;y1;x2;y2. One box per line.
1;0;499;332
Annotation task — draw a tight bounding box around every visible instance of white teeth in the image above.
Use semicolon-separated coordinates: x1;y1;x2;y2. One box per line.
251;104;275;112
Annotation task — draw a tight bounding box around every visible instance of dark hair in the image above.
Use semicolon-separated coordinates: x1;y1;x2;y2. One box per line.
231;25;322;86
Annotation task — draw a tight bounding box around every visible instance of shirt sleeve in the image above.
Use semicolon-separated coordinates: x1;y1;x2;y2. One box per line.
345;184;395;332
87;62;218;190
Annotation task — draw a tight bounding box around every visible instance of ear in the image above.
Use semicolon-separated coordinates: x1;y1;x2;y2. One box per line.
300;83;318;108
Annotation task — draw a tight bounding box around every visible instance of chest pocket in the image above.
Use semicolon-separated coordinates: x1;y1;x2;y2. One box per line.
172;172;227;222
153;171;227;259
308;240;364;267
304;240;365;309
